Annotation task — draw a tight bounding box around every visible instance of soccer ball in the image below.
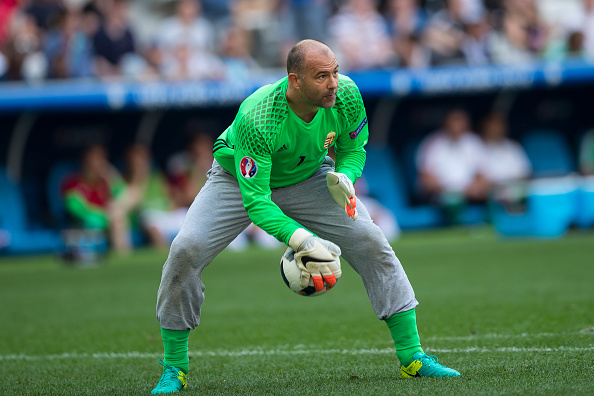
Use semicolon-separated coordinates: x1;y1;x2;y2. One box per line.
279;246;339;297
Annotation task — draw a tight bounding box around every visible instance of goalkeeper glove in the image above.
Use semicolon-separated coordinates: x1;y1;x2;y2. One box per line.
326;171;358;221
289;228;342;292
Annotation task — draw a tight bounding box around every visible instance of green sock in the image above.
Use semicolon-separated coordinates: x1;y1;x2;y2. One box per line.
161;327;190;374
384;308;424;367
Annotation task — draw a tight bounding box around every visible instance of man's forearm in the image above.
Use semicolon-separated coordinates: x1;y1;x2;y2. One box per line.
335;149;366;184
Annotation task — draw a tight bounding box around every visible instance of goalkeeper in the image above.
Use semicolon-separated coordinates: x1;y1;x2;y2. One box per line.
152;39;459;394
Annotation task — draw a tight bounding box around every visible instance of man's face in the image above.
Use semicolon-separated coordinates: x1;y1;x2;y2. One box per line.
298;50;339;109
84;146;108;175
444;111;469;139
482;116;507;142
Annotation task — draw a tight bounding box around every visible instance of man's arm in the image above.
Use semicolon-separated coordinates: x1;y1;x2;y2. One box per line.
334;119;368;184
234;148;303;244
232;115;306;245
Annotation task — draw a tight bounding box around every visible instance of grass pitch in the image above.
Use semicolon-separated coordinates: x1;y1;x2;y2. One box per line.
0;227;593;395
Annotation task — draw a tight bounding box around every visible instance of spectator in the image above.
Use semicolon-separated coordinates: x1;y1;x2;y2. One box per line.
25;0;64;31
423;0;467;66
228;0;284;68
81;1;102;38
123;143;187;248
0;0;16;79
462;18;492;65
503;0;549;54
92;0;136;78
479;112;531;184
579;129;594;175
156;0;223;80
201;0;233;21
561;0;594;59
280;0;331;44
458;0;486;24
384;0;430;68
545;30;587;61
385;0;427;39
167;128;215;208
579;0;594;58
417;108;490;223
0;0;19;46
489;0;550;64
43;8;93;79
219;25;261;82
62;143;132;253
488;9;535;64
4;10;47;81
328;0;395;71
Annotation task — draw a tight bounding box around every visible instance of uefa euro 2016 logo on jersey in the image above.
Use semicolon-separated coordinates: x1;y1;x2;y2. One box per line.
240;156;258;178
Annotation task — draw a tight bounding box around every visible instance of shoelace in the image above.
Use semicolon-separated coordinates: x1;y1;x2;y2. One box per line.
157;359;188;386
419;354;440;367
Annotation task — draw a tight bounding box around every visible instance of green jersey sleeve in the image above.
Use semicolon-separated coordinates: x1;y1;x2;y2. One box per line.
334;77;368;184
233;112;305;245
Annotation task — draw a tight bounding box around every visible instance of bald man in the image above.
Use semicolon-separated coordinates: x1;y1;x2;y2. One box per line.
151;40;459;395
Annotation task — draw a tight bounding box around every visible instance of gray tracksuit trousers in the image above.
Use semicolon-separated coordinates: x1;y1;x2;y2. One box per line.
157;158;418;330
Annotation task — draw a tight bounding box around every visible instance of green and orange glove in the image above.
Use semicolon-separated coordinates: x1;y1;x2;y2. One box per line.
289;229;342;292
326;171;358;221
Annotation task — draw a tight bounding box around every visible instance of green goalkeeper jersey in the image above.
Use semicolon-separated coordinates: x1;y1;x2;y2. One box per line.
213;74;369;245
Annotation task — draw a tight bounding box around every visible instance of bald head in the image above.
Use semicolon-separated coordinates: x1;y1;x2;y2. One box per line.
287;39;333;78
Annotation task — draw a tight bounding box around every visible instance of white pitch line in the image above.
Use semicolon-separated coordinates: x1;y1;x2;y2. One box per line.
424;331;591;342
0;346;592;361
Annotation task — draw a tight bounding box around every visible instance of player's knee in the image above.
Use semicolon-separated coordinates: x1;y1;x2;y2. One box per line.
357;223;395;262
169;234;201;265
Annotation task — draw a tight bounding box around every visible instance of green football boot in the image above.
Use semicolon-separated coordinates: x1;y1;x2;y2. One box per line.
151;359;187;394
401;352;460;378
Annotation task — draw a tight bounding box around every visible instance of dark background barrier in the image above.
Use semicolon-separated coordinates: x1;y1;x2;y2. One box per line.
2;63;594;232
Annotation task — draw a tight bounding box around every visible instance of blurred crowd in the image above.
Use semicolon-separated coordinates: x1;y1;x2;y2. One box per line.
1;0;593;82
416;108;594;224
54;109;594;254
59;128;280;255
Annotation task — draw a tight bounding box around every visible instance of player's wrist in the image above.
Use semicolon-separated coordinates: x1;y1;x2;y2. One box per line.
335;169;356;185
288;228;313;251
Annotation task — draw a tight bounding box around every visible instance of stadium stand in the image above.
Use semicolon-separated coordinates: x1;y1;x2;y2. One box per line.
2;0;594;255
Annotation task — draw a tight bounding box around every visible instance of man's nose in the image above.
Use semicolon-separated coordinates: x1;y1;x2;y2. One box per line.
328;74;338;90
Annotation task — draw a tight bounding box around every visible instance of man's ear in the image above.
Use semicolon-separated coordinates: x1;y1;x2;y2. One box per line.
288;73;301;90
